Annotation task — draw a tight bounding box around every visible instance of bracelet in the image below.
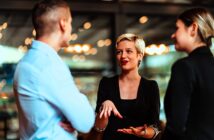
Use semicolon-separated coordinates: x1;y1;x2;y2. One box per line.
94;126;106;133
151;126;160;140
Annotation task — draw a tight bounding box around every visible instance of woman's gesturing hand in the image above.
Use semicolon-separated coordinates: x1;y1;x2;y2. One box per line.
117;124;156;139
99;100;123;119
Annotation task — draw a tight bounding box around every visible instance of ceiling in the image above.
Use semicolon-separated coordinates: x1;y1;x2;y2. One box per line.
0;0;214;54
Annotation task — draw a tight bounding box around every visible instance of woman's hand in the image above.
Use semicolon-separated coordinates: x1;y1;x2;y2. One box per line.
99;100;123;119
59;121;75;133
117;124;155;139
94;100;123;132
117;125;145;136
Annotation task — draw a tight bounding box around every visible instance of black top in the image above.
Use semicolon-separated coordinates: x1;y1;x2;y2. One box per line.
96;75;160;140
162;46;214;140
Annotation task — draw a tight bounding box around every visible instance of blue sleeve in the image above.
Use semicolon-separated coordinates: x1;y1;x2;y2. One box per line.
40;63;95;133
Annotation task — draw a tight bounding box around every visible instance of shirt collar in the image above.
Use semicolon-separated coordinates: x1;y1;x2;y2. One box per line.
189;46;212;57
31;40;58;55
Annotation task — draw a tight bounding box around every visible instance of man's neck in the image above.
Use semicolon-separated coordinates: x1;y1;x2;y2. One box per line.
36;34;61;52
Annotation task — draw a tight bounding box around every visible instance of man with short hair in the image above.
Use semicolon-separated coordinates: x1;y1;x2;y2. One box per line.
13;0;95;139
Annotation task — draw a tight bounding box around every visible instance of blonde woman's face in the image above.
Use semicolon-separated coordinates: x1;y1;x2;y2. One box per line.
116;40;141;71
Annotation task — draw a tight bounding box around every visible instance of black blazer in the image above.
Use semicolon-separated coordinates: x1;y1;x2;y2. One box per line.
162;46;214;140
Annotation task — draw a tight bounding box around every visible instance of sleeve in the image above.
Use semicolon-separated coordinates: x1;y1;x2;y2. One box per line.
148;80;160;126
95;77;108;113
40;64;95;133
163;60;195;138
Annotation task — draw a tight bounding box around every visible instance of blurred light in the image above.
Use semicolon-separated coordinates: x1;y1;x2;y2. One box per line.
2;22;8;29
0;92;8;99
71;55;86;62
150;44;157;55
0;32;2;39
82;44;90;52
105;39;112;46
72;55;79;62
78;28;84;32
32;29;36;37
74;44;82;53
18;45;28;52
145;44;170;55
70;33;78;41
145;46;154;55
156;44;166;55
79;55;86;61
25;37;33;45
64;44;95;55
65;46;74;53
139;16;148;24
97;40;105;47
83;22;92;30
90;48;97;55
0;79;6;90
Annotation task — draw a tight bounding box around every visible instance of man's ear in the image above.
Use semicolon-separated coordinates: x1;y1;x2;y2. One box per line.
59;18;66;32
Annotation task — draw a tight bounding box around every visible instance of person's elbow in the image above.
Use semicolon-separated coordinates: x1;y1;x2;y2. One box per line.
75;110;95;133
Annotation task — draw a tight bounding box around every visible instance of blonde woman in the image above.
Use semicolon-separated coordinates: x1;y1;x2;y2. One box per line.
94;33;160;140
163;8;214;140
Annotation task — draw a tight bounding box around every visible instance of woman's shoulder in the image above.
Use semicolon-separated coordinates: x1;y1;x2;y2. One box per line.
172;57;194;73
100;75;118;84
141;76;158;86
139;77;159;97
173;56;192;67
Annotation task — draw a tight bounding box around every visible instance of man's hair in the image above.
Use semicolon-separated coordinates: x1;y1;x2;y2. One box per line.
32;0;69;38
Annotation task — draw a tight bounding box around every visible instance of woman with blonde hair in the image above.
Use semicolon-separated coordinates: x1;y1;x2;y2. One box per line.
163;8;214;140
93;33;161;140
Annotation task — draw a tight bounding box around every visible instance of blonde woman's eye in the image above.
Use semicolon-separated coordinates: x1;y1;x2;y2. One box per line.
127;50;133;54
116;50;122;55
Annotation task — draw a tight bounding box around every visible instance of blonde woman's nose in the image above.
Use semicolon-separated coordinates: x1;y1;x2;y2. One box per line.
121;51;127;58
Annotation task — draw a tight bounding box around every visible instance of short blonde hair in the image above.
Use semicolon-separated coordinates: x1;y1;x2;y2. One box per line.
116;33;145;56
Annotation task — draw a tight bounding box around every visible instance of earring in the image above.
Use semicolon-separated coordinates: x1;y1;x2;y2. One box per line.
138;60;141;66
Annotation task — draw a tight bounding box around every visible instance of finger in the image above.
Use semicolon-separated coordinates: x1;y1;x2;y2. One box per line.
130;127;144;136
133;126;145;131
118;128;129;134
59;122;75;132
113;108;123;119
144;124;148;128
124;129;133;134
104;106;109;118
117;129;125;133
59;122;66;127
108;107;112;117
101;105;107;118
130;127;138;132
130;127;140;133
99;110;104;118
